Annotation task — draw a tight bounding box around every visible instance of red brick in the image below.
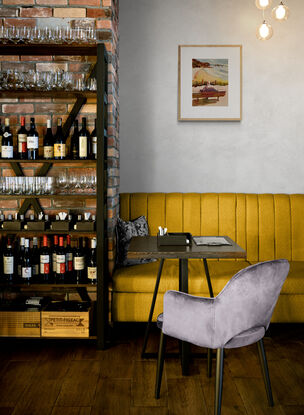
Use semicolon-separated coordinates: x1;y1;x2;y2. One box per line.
3;0;33;4
96;20;112;30
2;62;35;72
53;7;85;18
84;199;96;208
39;199;52;208
4;18;36;27
68;63;91;72
0;55;19;62
0;200;18;208
102;0;112;6
70;19;95;29
36;0;67;4
53;198;85;208
20;98;52;103
87;8;110;18
54;55;84;62
20;7;52;17
36;62;68;72
2;104;34;114
33;104;67;113
0;7;19;17
21;55;52;61
70;0;100;5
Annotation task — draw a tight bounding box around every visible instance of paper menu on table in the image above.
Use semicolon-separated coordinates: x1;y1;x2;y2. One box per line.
193;236;232;246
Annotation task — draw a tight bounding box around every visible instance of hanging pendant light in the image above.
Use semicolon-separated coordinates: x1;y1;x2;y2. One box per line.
255;0;272;10
256;20;273;40
272;1;289;20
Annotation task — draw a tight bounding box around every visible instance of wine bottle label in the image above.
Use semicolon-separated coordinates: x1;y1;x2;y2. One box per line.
1;145;13;158
56;255;66;274
22;267;32;279
44;146;54;159
87;267;97;280
74;256;85;270
66;253;73;271
3;132;11;138
27;136;39;149
54;143;66;158
3;256;14;274
79;136;87;158
18;134;27;153
92;136;97;157
40;254;50;274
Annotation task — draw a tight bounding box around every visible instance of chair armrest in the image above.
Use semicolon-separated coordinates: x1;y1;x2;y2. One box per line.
162;290;215;349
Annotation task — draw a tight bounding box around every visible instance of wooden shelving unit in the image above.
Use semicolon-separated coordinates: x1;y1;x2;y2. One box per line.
0;43;109;349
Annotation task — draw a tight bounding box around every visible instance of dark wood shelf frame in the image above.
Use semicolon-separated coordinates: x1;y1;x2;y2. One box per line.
0;43;109;349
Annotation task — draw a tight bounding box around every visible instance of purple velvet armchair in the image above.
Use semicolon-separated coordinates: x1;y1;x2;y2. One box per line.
155;259;290;415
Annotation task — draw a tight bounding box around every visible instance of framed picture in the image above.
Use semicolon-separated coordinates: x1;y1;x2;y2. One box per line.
178;45;242;121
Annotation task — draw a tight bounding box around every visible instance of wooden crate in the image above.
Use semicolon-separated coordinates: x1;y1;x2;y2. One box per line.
41;304;91;338
0;310;41;337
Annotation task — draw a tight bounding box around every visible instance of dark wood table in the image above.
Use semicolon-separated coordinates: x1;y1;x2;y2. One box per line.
128;235;246;375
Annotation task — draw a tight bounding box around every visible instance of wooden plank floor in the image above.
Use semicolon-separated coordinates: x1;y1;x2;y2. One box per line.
0;323;303;415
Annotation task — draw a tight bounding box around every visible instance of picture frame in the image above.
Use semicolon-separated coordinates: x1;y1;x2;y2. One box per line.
178;45;242;121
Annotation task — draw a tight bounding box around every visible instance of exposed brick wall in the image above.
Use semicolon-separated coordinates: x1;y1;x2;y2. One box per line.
0;0;120;273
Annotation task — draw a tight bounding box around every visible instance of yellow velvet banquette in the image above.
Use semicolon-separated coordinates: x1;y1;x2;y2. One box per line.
112;193;304;323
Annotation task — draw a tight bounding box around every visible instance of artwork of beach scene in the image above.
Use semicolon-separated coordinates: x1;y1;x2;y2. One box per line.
192;58;228;107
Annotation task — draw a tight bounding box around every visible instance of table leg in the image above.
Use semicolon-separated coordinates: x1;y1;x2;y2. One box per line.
203;258;214;298
179;258;190;375
203;258;214;377
141;258;165;358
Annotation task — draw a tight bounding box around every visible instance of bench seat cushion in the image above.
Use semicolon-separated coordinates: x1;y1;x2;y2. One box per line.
113;259;252;294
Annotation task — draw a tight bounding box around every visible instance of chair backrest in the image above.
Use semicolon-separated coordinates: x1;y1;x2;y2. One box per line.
213;259;290;348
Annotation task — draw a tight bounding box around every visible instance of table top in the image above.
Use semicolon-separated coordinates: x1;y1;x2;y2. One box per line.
128;236;246;260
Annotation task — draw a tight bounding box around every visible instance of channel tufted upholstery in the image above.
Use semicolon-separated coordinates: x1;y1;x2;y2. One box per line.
112;193;304;322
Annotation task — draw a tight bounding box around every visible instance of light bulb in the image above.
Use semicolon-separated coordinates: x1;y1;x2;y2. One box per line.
256;20;273;40
272;2;289;20
255;0;272;10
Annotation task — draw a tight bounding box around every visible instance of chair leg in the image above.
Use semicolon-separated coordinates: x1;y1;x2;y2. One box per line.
207;348;212;377
215;348;224;415
257;338;274;406
155;331;166;399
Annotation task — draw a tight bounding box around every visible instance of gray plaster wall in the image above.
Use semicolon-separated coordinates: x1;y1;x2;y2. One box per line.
119;0;303;193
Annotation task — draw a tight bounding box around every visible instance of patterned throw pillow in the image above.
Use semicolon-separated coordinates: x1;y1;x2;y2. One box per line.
116;216;155;266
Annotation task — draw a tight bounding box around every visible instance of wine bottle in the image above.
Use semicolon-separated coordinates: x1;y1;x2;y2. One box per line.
79;117;90;160
43;119;54;159
27;118;39;160
1;118;14;159
0;118;3;158
56;236;66;283
54;118;66;160
65;235;73;282
31;237;39;282
52;235;58;279
3;237;14;283
17;237;25;281
17;116;28;160
87;237;97;284
91;118;97;160
73;237;85;283
70;119;79;160
22;238;32;283
40;235;51;283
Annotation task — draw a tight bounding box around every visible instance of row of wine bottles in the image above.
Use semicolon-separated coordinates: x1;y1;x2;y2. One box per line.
2;236;97;285
0;212;96;230
0;116;98;160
